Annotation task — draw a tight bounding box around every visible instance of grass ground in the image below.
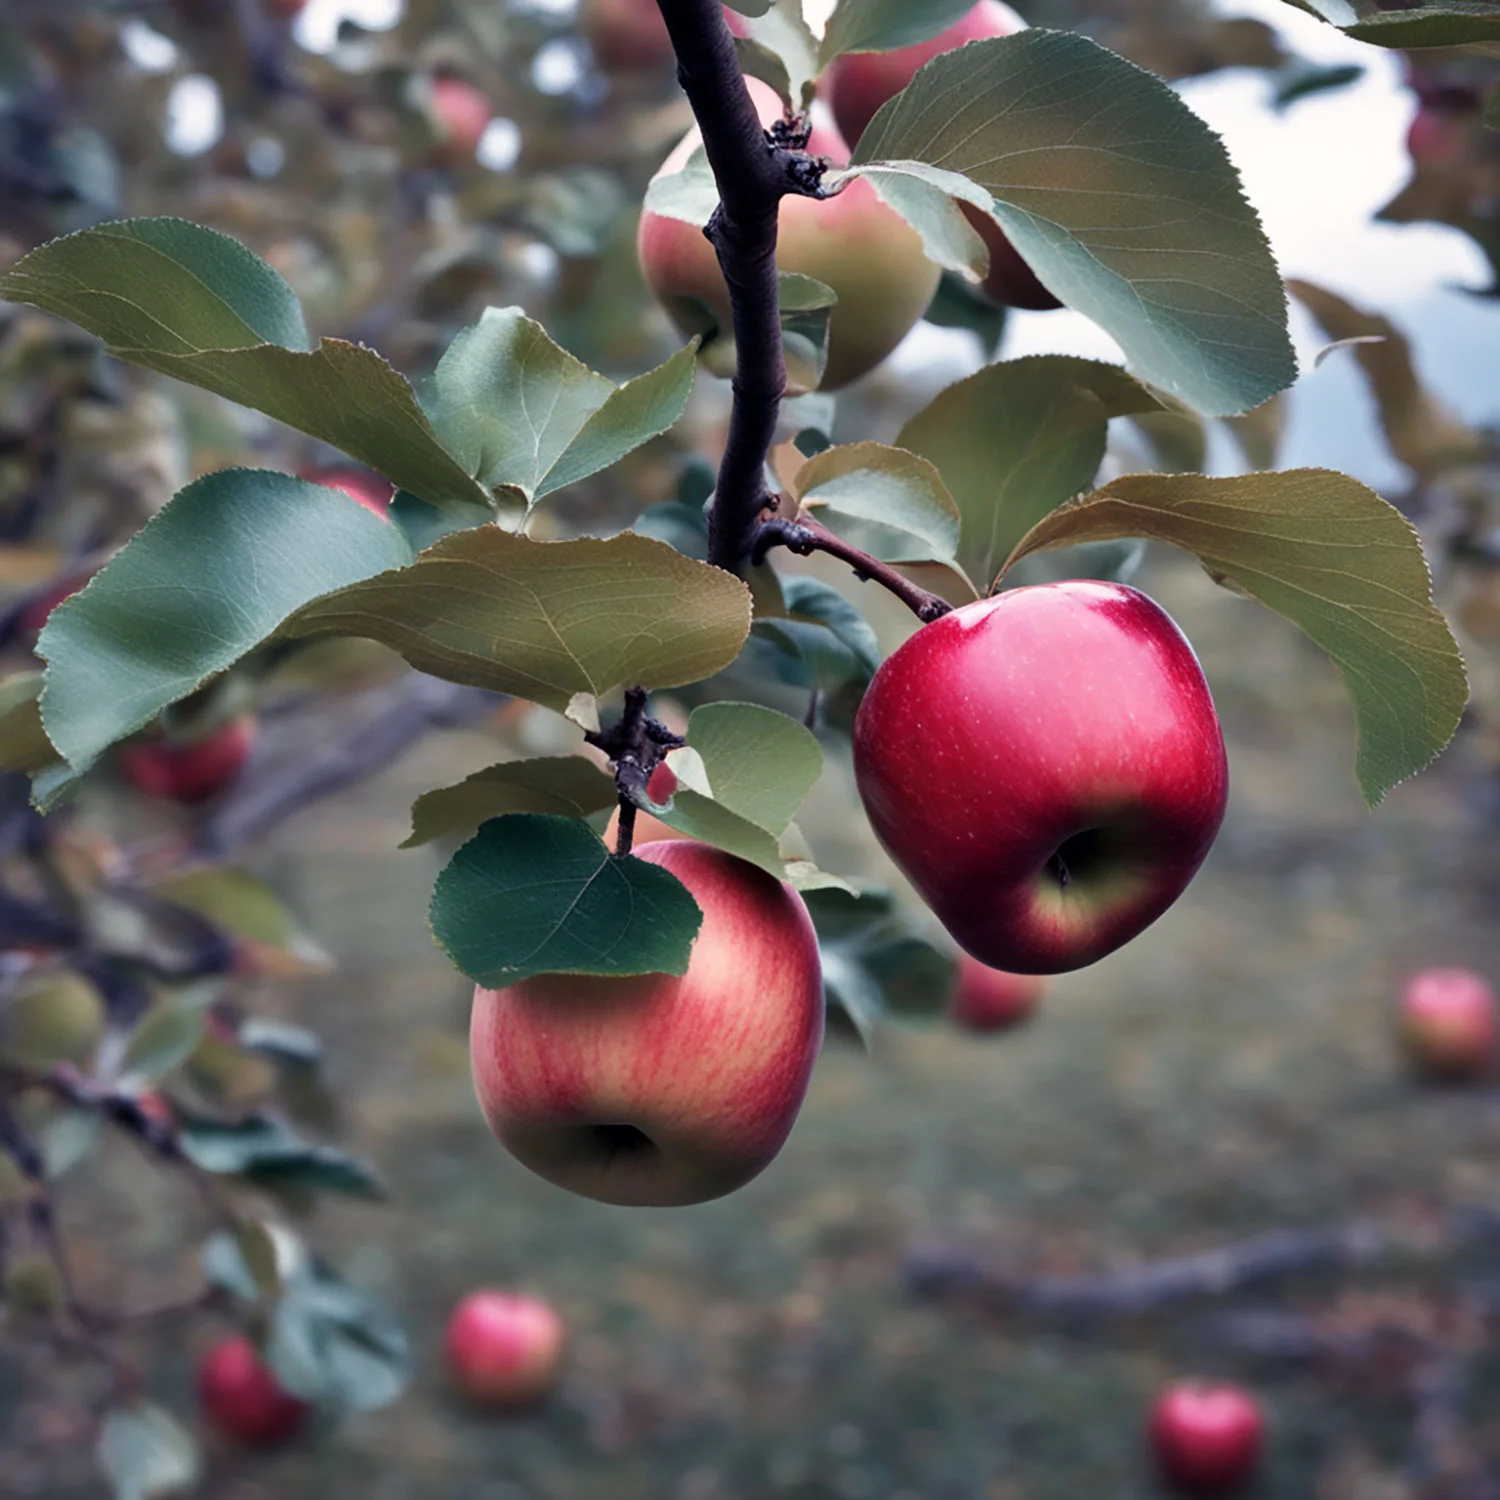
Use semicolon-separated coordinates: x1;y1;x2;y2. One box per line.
6;554;1500;1498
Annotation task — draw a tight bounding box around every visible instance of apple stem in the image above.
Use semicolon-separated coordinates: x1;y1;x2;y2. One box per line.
752;516;954;625
653;0;826;575
584;686;686;858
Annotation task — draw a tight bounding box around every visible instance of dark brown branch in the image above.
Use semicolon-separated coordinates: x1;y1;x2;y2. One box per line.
654;0;822;574
753;516;954;625
585;687;685;857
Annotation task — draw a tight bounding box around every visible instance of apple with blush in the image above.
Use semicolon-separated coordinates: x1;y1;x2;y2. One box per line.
299;465;393;519
121;716;257;804
428;75;493;165
469;840;824;1206
949;954;1044;1033
198;1337;308;1448
638;80;940;392
1398;966;1497;1082
853;582;1228;975
825;1;1059;312
445;1290;565;1409
1149;1380;1264;1494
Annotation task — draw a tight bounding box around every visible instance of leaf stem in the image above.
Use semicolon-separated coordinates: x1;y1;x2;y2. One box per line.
751;516;954;625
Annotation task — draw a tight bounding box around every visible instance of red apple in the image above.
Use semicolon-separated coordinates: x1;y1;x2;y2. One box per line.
1398;966;1497;1081
638;80;940;392
469;839;824;1206
197;1337;308;1449
299;465;393;519
445;1290;565;1409
949;954;1044;1032
121;716;257;804
825;1;1058;312
1149;1381;1264;1494
853;582;1228;975
582;0;675;72
429;75;492;164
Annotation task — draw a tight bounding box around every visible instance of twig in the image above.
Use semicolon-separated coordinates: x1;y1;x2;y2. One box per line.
905;1223;1386;1317
654;0;825;574
753;515;954;624
585;688;685;857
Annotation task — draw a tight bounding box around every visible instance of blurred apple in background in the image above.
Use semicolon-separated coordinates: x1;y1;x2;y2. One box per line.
299;465;393;519
582;0;675;73
470;840;824;1206
854;582;1228;975
445;1290;565;1410
121;716;257;804
949;954;1044;1033
1149;1380;1264;1494
428;74;493;165
198;1338;308;1448
1398;966;1497;1082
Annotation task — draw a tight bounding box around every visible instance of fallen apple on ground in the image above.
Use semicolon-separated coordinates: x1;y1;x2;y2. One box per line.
445;1289;565;1409
1149;1380;1264;1494
1398;966;1497;1082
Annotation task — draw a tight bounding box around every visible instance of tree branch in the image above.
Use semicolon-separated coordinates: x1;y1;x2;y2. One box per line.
654;0;820;574
753;515;954;624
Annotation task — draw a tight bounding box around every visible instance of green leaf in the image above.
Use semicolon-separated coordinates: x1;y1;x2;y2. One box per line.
750;575;883;692
237;1019;322;1070
37;470;413;778
827;161;992;282
430;814;704;986
118;994;212;1088
897;356;1165;593
854;31;1296;416
1003;470;1469;804
668;701;821;835
203;1222;303;1304
1343;4;1500;48
427;307;697;513
267;1257;409;1414
819;0;983;66
733;2;820;107
98;1402;200;1500
403;755;619;849
779;274;836;394
177;1110;385;1201
0;220;492;515
793;441;961;569
152;868;331;975
282;529;752;715
38;1107;102;1179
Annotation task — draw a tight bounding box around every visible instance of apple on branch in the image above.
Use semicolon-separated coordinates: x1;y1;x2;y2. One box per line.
639;79;940;392
198;1337;309;1448
121;716;258;805
428;74;493;166
470;840;824;1206
1149;1380;1264;1495
948;954;1045;1033
853;582;1228;975
445;1290;565;1410
826;1;1060;312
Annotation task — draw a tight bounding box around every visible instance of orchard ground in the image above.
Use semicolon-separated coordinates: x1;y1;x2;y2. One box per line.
6;549;1499;1497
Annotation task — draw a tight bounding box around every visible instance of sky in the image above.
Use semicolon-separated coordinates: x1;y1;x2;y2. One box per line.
220;0;1500;487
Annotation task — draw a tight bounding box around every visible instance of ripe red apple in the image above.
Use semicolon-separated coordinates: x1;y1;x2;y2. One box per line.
1149;1381;1264;1494
198;1337;308;1448
299;465;393;519
638;80;939;392
853;582;1228;975
121;716;257;804
469;839;824;1206
949;954;1044;1032
429;75;492;165
825;2;1057;312
582;0;675;72
445;1290;565;1409
1398;966;1497;1081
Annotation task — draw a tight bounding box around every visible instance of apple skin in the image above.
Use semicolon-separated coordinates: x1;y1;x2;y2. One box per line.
949;954;1044;1033
469;839;824;1207
582;0;675;72
638;81;939;392
1398;966;1497;1082
197;1338;308;1449
429;76;492;164
299;465;393;519
852;582;1228;975
825;2;1057;312
121;716;257;804
1149;1381;1264;1494
445;1290;565;1409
